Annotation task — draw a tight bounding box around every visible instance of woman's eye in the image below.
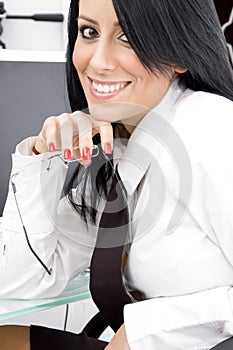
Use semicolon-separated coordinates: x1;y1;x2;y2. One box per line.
119;33;129;43
79;26;98;39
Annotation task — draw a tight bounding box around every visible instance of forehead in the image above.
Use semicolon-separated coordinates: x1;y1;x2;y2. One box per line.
79;0;116;18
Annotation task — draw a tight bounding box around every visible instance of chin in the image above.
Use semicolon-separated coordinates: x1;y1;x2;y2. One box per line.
88;101;147;125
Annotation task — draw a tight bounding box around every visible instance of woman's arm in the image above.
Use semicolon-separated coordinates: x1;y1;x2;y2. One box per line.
122;93;233;350
105;324;130;350
0;110;113;299
0;136;93;299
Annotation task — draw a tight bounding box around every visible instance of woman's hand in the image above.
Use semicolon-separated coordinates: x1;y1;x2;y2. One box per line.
105;324;130;350
33;111;113;166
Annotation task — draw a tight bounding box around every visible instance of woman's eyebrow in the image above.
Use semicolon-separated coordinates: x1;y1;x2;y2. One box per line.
78;15;120;27
78;15;98;24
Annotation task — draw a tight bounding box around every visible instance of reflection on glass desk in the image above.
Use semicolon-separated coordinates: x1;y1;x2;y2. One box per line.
0;271;90;321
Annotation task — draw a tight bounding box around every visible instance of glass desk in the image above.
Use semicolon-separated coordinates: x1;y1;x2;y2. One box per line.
0;272;90;321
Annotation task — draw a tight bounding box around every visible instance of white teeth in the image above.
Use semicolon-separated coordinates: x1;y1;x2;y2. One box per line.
92;80;127;93
97;84;103;92
103;85;110;93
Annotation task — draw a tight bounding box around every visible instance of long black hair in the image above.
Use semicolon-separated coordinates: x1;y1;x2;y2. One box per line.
65;0;233;224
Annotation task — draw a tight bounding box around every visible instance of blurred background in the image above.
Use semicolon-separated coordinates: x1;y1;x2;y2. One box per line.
0;0;69;50
0;0;70;216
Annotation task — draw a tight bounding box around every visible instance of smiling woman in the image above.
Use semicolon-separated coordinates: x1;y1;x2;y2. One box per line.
1;0;233;350
73;0;185;114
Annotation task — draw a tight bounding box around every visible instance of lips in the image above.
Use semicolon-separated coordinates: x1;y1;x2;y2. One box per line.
88;77;131;100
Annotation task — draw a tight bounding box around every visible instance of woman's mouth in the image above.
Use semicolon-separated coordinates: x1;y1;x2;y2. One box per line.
88;77;131;100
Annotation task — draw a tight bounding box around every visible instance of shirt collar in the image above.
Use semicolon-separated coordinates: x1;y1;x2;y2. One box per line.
117;79;186;194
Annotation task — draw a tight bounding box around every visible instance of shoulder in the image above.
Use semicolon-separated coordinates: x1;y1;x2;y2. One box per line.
174;89;233;129
171;90;233;161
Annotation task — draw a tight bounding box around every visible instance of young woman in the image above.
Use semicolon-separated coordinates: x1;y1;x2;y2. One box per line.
1;0;233;349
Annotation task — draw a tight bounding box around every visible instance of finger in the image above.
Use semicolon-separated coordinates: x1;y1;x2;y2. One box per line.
43;116;59;152
99;123;113;154
72;111;93;166
59;113;73;160
88;116;113;154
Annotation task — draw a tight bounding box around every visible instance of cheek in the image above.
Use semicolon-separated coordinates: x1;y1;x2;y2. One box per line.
121;53;146;78
121;52;158;88
72;40;88;75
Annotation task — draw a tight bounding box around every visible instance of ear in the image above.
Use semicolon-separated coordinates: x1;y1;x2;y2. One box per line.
174;65;188;74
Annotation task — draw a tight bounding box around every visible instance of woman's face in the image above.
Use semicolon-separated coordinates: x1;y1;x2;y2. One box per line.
72;0;180;124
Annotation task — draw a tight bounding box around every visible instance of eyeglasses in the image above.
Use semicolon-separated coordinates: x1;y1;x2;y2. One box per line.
10;144;111;275
10;145;100;275
63;145;99;164
46;144;100;167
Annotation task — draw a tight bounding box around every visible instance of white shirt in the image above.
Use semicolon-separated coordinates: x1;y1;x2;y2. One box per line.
1;80;233;349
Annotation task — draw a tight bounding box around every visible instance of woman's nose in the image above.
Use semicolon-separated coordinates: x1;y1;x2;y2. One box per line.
89;40;117;73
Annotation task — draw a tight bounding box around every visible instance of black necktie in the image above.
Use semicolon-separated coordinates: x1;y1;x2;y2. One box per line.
90;168;133;332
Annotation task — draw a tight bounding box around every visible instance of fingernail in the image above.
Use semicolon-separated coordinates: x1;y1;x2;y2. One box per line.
64;148;71;160
49;143;56;152
82;147;91;161
104;142;112;154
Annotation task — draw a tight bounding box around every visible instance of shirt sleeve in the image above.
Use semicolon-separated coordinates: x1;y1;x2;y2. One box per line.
0;137;94;298
124;286;233;350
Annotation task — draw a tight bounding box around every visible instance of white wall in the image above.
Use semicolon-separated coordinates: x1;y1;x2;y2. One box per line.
1;0;69;51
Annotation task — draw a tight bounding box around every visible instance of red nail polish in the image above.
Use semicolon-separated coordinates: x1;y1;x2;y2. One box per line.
104;143;112;154
82;147;91;160
49;143;56;152
64;148;71;160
